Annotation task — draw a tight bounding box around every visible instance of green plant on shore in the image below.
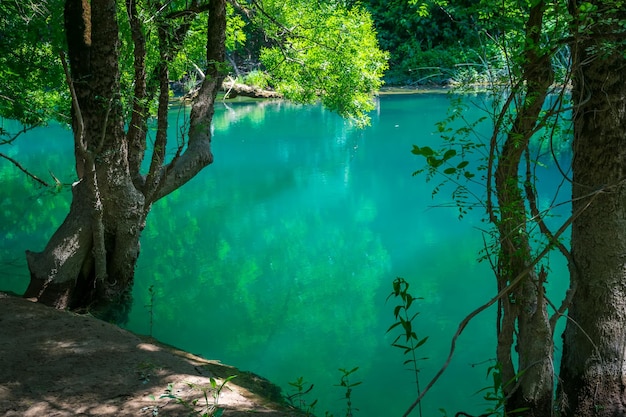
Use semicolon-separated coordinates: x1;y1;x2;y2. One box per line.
386;277;428;417
241;70;270;89
335;367;361;417
160;375;237;417
136;361;160;384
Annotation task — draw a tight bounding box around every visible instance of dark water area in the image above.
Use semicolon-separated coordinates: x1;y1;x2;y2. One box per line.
0;94;571;416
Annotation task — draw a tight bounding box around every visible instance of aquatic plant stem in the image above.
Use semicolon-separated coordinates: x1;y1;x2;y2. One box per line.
387;278;426;417
401;300;423;417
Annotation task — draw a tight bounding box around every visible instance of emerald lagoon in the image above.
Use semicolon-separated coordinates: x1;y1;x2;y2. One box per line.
0;93;570;416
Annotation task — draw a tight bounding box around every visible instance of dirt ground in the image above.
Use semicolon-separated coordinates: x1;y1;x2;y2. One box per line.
0;293;305;417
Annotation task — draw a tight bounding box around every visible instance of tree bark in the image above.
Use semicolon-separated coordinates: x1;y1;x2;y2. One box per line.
559;2;626;414
23;0;227;320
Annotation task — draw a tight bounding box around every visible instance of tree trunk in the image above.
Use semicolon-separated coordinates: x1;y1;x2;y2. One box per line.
492;2;555;414
23;0;227;320
24;180;147;319
559;2;626;414
23;0;145;320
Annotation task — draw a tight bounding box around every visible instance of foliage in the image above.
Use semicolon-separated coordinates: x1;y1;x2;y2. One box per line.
0;0;68;127
357;0;574;86
286;368;360;417
241;70;270;89
255;1;388;126
411;96;487;218
386;277;428;417
361;0;503;85
335;367;361;417
286;376;318;416
117;0;389;125
3;0;386;130
363;0;477;55
474;363;529;417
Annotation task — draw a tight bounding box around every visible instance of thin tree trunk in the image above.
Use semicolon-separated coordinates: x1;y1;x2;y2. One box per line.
493;2;555;414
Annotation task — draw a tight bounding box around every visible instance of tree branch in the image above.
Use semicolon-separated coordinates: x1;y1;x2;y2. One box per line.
125;0;150;186
0;152;50;187
144;19;173;201
153;0;226;201
0;124;50;186
0;124;38;145
139;0;200;202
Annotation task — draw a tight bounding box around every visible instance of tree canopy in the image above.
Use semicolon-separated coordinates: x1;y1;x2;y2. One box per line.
0;0;67;126
0;0;387;132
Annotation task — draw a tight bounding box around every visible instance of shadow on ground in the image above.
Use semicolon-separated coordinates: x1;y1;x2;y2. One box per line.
0;293;305;416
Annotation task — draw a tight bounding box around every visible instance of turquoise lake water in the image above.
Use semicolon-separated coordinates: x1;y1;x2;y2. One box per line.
0;93;571;416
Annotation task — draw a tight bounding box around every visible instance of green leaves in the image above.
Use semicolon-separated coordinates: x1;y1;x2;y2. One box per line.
336;367;360;415
3;0;387;130
160;375;237;416
578;1;597;14
256;2;388;126
286;376;317;415
443;149;457;160
476;363;529;416
411;145;434;157
412;144;465;173
0;0;68;126
411;96;487;218
386;277;428;397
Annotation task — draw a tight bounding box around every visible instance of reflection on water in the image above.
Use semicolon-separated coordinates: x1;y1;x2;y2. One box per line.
0;94;569;416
